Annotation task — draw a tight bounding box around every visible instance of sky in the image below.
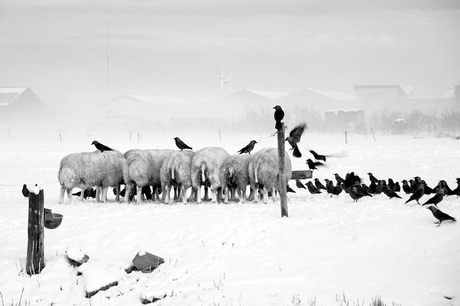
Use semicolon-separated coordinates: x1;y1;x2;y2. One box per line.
0;0;459;108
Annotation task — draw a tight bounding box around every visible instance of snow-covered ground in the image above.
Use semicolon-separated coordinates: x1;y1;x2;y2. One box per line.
0;131;459;306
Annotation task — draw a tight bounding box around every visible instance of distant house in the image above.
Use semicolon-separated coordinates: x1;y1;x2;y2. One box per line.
354;85;460;114
0;87;47;123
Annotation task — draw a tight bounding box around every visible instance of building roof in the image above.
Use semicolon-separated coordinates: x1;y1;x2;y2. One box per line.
353;85;415;97
0;87;28;106
245;89;290;100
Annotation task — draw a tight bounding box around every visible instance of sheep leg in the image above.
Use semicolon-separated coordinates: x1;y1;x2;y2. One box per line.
95;187;101;202
239;187;246;204
182;186;188;204
59;186;66;204
137;186;143;203
262;186;268;204
196;186;202;204
114;185;120;202
101;186;108;203
80;190;85;202
164;185;170;204
211;188;217;203
224;186;229;204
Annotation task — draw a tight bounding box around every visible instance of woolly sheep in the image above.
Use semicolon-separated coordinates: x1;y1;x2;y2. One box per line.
219;154;254;204
123;149;173;203
248;147;292;203
191;146;230;203
160;150;195;204
58;150;125;204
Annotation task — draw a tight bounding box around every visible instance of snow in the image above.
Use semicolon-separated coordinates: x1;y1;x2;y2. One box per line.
0;132;459;306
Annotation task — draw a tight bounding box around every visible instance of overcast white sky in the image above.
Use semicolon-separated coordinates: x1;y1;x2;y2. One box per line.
0;0;459;107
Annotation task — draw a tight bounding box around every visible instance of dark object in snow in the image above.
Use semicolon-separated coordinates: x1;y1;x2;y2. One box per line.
22;184;29;198
141;293;167;304
402;179;412;194
306;181;321;194
309;149;327;162
295;179;306;190
367;172;379;185
287;185;296;193
332;182;343;196
66;247;90;267
174;137;193;151
334;173;345;184
314;178;326;191
405;183;425;205
306;159;325;170
427;206;456;226
285;122;307;158
348;186;370;202
130;251;165;273
237;140;257;154
91;140;113;152
383;186;402;199
273;105;284;130
73;188;96;199
421;187;445;207
44;208;63;230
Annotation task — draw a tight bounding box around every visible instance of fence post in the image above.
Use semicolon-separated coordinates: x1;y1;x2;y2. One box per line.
277;123;288;217
26;189;45;275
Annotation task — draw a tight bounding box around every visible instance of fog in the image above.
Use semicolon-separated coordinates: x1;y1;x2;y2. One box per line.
1;1;459;136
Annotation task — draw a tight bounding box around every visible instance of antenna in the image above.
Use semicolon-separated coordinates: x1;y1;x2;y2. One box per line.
106;22;109;99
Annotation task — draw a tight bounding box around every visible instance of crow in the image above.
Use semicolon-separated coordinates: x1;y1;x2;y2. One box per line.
333;173;345;184
383;186;402;199
427;206;456;226
314;178;326;191
306;159;325;170
325;179;334;195
73;188;96;199
295;179;306;190
405;183;425;205
237;140;257;154
348;186;367;202
332;182;343;196
451;178;460;197
309;150;327;162
22;184;29;198
367;172;379;184
421;187;445;207
306;181;321;194
174;137;193;151
285;122;307;158
287;185;296;193
402;179;412;194
91;140;113;152
273;105;285;130
394;181;401;192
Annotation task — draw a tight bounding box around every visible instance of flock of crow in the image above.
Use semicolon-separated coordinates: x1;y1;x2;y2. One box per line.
272;105;458;227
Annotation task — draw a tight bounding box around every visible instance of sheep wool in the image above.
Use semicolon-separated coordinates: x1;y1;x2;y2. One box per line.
160;150;195;204
191;146;230;203
219;154;254;203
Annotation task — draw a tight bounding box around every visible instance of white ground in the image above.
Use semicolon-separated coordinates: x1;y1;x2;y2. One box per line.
0;131;459;306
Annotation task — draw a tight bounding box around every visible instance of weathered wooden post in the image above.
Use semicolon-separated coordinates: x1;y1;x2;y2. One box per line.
26;189;45;275
277;123;288;217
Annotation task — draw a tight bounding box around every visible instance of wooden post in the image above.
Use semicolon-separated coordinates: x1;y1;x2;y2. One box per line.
26;189;45;275
277;123;288;217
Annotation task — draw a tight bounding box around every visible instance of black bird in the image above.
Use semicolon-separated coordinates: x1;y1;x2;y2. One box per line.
405;183;425;205
174;137;193;151
451;178;460;197
367;172;379;185
295;179;306;190
332;182;343;196
394;181;401;192
73;188;96;199
309;150;327;162
383;185;402;199
421;187;445;207
273;105;285;130
375;180;385;195
91;140;113;152
287;185;296;193
402;180;412;194
344;172;361;191
314;178;326;191
306;181;322;194
306;159;325;170
333;173;345;184
22;184;29;198
348;186;367;202
237;140;257;154
285;122;307;158
325;179;334;195
427;206;456;227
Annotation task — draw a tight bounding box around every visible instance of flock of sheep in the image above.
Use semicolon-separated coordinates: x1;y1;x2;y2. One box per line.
58;144;293;205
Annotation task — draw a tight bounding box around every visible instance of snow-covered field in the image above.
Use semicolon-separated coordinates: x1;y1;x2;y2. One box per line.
0;131;459;306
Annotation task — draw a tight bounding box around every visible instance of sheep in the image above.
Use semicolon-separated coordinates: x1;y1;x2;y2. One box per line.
219;154;254;204
248;147;292;203
123;149;173;203
160;150;195;204
191;146;230;203
58;150;124;204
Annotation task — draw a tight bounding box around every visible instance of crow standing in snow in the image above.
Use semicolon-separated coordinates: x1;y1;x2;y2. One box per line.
314;178;326;191
295;179;306;190
285;122;307;158
91;140;113;152
405;183;425;205
237;140;257;154
273;105;285;130
22;184;29;198
306;181;322;194
421;187;445;207
383;185;402;199
426;205;456;226
174;137;193;151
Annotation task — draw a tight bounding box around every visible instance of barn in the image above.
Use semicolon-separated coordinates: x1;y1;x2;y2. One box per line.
0;87;48;124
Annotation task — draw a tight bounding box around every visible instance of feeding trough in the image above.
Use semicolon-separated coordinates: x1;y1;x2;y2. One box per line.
44;208;63;230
